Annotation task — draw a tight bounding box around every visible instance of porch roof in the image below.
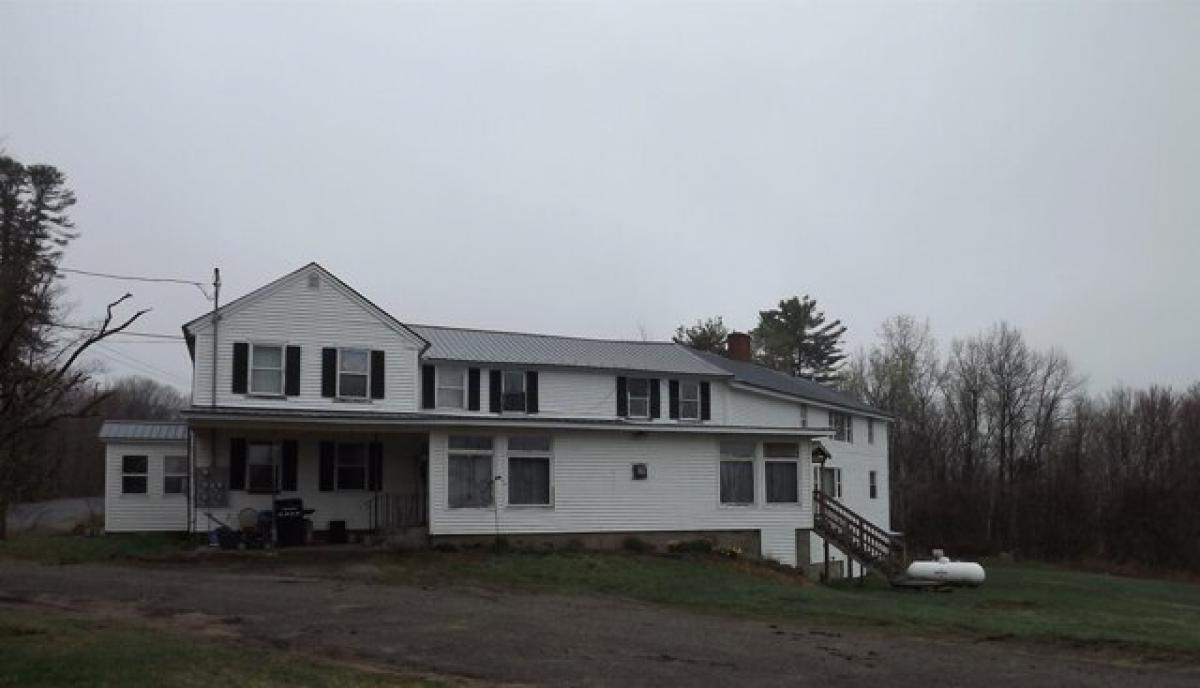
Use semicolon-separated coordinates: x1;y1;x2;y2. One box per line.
181;406;834;438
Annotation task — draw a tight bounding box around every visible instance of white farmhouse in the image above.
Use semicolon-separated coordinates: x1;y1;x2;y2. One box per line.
100;263;894;576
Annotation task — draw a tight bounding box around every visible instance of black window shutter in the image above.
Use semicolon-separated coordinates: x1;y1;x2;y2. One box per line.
370;350;385;399
321;348;337;397
285;346;301;396
229;438;247;491
368;441;383;491
649;379;661;419
700;381;711;421
526;371;539;413
421;365;436;409
281;440;298;491
668;380;680;419
489;370;502;412
468;368;481;411
616;377;628;417
319;441;335;492
232;343;248;394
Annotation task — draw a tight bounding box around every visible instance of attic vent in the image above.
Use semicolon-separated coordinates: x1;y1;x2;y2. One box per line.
307;273;320;289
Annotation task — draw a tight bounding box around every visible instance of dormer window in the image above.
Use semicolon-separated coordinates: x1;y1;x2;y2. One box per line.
338;349;370;399
250;344;284;395
626;378;652;418
437;367;466;409
678;381;700;420
501;370;526;412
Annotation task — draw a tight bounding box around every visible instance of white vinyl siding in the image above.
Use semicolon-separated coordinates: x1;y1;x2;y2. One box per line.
429;430;819;566
104;441;190;532
189;266;422;412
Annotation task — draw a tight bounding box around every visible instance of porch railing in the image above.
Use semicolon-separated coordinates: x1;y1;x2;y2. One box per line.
364;492;427;533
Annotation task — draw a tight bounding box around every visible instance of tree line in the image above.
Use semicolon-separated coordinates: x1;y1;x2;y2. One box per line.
844;316;1200;570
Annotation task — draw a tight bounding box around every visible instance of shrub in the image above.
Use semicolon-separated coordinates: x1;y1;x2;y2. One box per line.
622;537;653;554
667;539;714;554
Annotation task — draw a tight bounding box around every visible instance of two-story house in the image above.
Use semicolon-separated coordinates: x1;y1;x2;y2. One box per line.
100;263;891;572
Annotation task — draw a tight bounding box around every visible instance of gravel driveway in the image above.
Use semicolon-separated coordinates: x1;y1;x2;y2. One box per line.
0;558;1196;687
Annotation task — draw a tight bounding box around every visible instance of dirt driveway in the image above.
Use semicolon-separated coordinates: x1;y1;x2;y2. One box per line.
1;558;1196;687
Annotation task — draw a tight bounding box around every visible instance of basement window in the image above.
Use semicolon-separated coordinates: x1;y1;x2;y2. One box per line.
121;455;148;495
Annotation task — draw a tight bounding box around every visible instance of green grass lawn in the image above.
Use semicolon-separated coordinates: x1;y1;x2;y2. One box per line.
383;550;1200;657
0;613;443;687
0;532;193;564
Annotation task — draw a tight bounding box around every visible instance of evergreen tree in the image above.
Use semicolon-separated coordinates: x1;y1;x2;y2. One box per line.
673;316;729;354
0;153;146;538
751;295;847;383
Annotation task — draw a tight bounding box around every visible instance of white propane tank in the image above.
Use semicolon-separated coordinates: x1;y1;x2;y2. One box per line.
905;556;987;586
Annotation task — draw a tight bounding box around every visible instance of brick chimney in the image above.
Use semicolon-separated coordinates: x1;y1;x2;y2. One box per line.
726;331;752;362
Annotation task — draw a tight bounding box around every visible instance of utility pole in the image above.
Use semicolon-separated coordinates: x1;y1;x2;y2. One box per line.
210;268;220;409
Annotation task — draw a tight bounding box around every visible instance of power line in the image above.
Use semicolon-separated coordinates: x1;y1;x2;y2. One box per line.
92;343;191;386
58;267;212;300
53;322;183;340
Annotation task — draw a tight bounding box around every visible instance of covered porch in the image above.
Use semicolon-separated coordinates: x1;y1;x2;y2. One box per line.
187;418;430;543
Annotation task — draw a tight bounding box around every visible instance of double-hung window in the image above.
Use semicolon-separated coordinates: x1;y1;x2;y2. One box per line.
448;435;494;508
869;470;878;499
627;378;651;418
338;349;370;399
800;404;809;428
336;443;367;490
719;441;755;505
250;344;284;395
679;381;700;420
163;456;188;495
507;436;552;506
815;466;843;499
121;455;148;495
764;442;800;504
247;442;276;494
832;412;853;443
868;419;875;445
437;367;466;409
501;371;526;412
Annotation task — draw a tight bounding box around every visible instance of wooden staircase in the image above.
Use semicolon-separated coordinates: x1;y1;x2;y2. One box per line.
812;489;907;583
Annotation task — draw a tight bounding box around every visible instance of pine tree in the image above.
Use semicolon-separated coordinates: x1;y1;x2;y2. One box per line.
751;295;847;383
0;153;146;538
673;316;729;354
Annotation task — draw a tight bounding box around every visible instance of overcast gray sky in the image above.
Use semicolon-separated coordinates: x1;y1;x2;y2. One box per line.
1;0;1197;393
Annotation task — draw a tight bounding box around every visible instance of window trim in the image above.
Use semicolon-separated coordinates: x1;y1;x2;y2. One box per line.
120;454;148;496
248;342;286;397
678;380;700;421
626;377;652;419
506;435;554;508
500;370;527;413
334;442;369;492
337;347;371;400
163;455;189;497
436;366;467;410
447;435;495;509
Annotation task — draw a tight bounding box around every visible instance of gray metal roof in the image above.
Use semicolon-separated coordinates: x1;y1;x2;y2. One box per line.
690;351;888;417
98;420;188;443
410;324;730;376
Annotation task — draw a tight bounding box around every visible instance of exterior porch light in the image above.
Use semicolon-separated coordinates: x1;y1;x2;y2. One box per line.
811;441;831;465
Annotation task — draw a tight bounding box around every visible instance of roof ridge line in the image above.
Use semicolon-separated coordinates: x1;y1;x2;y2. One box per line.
410;322;683;347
